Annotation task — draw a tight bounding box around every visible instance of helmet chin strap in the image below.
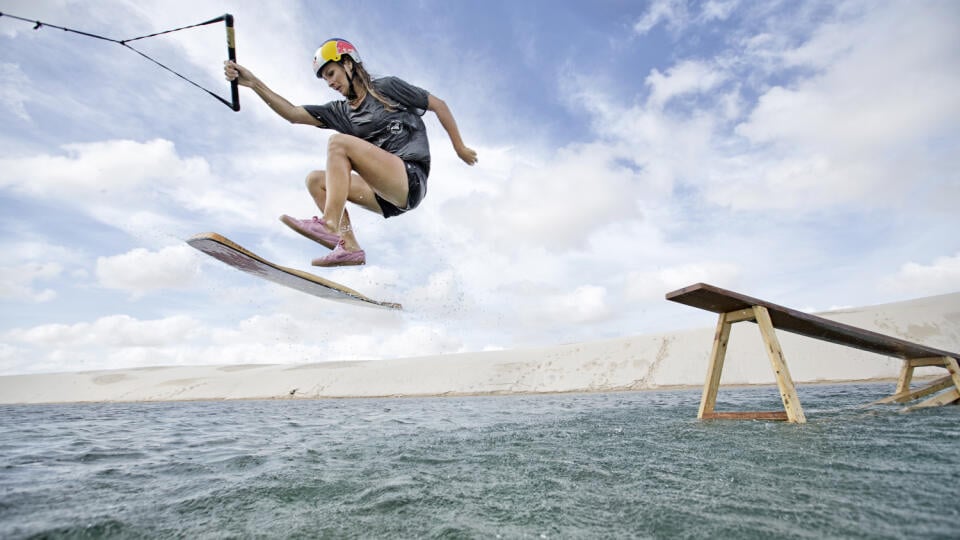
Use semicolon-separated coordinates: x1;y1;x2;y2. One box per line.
343;60;358;100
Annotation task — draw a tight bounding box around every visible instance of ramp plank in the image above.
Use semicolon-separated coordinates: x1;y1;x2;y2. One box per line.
667;283;958;361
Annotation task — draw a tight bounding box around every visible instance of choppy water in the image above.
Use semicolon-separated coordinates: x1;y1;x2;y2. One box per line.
1;383;958;539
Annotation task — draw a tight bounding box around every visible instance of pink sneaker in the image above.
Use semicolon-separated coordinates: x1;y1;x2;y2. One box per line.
312;241;366;267
280;215;340;250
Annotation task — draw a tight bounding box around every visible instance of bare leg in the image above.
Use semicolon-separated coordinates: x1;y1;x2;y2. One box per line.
305;170;381;249
320;133;408;251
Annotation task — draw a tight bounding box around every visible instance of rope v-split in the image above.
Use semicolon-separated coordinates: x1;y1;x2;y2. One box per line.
0;11;240;111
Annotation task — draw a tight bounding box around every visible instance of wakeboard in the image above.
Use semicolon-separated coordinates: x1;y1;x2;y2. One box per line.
187;232;401;310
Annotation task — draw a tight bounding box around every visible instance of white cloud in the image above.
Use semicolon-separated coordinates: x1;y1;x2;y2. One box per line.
0;138;208;198
6;314;201;348
406;269;470;313
0;239;85;303
634;0;739;35
701;0;740;22
1;313;211;373
592;1;960;214
0;1;72;38
0;343;17;363
646;60;727;109
626;263;741;302
563;85;719;204
739;32;960;151
1;310;468;374
325;324;465;360
0;138;280;242
96;245;201;296
724;1;960;210
0;262;60;302
441;142;643;251
634;0;689;35
0;63;31;121
539;285;612;324
882;253;960;298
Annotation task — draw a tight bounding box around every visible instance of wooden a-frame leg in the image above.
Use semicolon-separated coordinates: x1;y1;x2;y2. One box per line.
698;312;732;419
871;375;953;405
911;357;960;409
905;386;960;410
873;357;958;406
753;306;806;423
895;361;914;395
946;357;960;396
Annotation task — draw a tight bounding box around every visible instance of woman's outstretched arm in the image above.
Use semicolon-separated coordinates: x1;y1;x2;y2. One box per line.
225;60;321;126
427;95;477;165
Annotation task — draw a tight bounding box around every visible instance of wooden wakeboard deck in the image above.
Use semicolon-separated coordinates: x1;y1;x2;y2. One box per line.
187;232;401;310
666;283;957;361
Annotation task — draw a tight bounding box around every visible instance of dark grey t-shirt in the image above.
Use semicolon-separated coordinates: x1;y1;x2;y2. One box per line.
303;76;431;169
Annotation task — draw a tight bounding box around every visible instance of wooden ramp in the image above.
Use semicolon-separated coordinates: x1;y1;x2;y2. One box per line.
666;283;960;423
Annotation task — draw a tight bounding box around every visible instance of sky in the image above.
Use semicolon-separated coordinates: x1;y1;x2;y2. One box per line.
0;0;958;375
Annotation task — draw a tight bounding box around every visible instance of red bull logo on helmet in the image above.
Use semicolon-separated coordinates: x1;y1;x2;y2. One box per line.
336;40;356;58
322;38;359;63
314;39;361;77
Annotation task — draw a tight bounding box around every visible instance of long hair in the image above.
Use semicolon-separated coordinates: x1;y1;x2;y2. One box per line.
345;59;395;111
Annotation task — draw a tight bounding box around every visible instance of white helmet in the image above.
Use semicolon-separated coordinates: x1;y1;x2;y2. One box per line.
312;38;361;78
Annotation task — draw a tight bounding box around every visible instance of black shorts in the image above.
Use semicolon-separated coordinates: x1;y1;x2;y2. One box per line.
375;160;429;218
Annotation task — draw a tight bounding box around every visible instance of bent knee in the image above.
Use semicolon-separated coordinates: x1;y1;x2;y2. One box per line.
305;170;326;191
326;132;355;156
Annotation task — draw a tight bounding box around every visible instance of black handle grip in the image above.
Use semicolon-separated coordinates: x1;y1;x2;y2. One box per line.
225;14;239;111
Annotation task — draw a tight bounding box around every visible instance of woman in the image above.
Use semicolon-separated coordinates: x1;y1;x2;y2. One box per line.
224;38;477;267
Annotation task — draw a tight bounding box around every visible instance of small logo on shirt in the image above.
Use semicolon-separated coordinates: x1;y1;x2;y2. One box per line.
388;120;403;134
